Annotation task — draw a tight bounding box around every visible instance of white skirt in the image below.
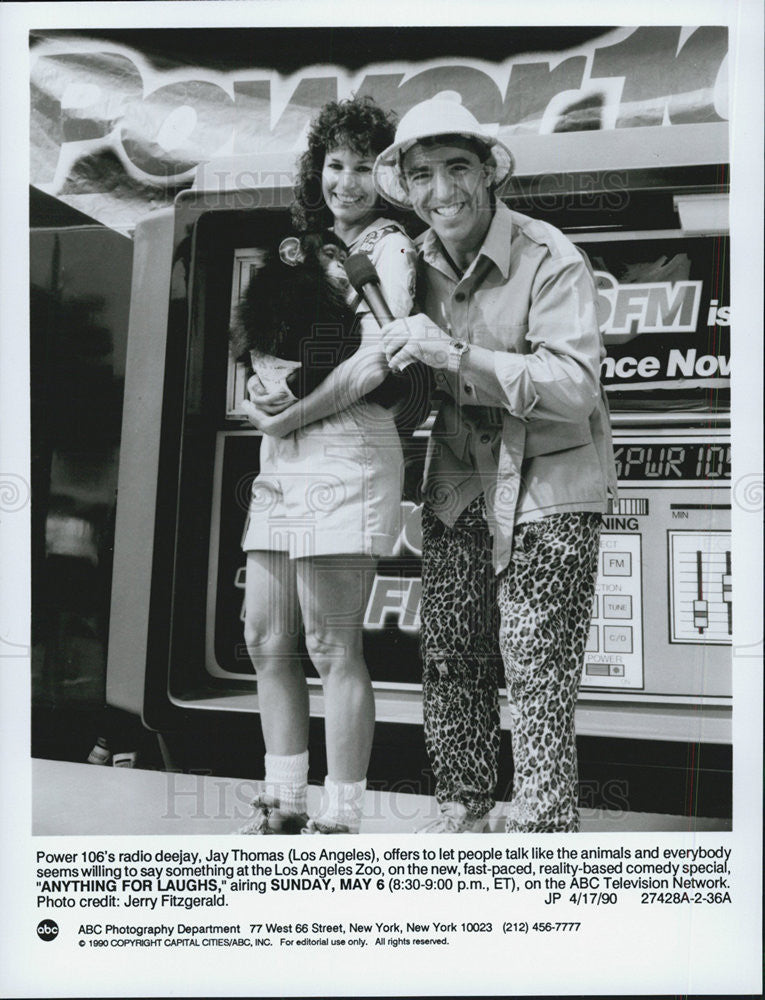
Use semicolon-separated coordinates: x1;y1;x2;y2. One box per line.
242;401;403;559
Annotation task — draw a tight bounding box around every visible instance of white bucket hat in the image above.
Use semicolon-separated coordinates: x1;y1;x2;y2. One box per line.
373;95;514;209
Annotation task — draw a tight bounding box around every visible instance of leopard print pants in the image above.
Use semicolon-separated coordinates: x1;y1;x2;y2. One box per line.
420;497;601;832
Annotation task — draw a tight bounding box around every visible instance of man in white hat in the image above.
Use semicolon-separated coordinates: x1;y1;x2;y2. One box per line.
374;96;617;833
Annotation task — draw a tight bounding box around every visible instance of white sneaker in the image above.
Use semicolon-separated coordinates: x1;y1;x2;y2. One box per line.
237;794;308;835
416;802;488;833
301;818;352;835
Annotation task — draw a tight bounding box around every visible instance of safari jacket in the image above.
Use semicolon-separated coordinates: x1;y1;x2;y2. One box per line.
417;200;618;574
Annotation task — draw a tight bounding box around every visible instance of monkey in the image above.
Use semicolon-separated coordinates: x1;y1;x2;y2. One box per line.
229;229;431;430
229;231;361;401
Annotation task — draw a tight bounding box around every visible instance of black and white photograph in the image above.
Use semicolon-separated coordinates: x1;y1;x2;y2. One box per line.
1;1;762;996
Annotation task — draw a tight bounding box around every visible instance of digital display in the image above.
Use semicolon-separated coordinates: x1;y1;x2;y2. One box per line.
613;442;731;481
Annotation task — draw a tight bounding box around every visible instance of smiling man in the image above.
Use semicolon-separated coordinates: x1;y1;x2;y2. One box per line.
374;97;618;833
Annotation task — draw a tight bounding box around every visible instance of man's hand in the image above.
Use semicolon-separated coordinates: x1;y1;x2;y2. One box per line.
381;314;453;372
246;374;297;415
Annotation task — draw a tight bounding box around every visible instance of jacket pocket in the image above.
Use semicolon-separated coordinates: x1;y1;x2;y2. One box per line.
525;419;592;458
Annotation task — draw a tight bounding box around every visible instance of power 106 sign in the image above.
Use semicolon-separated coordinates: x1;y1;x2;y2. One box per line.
30;26;728;231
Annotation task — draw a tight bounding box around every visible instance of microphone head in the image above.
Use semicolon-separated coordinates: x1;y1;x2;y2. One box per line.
343;253;380;293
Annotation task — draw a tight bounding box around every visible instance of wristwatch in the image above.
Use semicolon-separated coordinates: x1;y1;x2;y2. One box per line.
446;339;470;374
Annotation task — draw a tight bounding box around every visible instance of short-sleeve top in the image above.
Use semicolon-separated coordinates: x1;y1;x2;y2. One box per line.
341;217;417;328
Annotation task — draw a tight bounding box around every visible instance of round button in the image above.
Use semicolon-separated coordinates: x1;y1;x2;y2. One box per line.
454;292;466;302
464;384;473;395
480;433;491;444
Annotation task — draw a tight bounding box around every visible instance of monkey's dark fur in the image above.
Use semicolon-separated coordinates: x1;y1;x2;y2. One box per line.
230;232;361;399
230;230;431;427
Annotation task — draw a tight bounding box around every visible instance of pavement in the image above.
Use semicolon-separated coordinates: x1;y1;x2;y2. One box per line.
32;758;731;836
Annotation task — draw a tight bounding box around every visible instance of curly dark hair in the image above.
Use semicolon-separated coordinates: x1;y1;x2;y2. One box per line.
291;95;399;232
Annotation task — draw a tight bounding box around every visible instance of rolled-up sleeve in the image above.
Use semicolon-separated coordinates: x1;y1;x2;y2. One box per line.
493;253;602;423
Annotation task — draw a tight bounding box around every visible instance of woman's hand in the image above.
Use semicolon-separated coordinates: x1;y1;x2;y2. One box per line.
381;314;453;371
246;374;297;415
240;398;294;438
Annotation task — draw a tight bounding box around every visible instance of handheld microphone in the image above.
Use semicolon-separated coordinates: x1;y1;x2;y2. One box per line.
344;253;431;427
344;253;411;370
343;253;395;326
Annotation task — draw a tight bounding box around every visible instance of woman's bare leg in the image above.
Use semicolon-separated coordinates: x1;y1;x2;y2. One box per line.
295;554;377;781
243;550;307;755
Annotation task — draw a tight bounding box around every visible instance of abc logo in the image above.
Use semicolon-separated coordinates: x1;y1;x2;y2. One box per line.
36;920;59;941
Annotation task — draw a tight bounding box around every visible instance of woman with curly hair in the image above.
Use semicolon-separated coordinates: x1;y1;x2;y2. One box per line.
238;96;418;835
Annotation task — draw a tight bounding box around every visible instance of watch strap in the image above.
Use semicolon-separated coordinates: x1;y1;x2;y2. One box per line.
446;339;469;374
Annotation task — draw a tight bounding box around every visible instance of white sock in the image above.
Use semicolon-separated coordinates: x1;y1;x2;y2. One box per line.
318;777;367;833
264;751;309;815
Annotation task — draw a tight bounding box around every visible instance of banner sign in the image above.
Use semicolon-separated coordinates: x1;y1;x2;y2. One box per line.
30;26;728;232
